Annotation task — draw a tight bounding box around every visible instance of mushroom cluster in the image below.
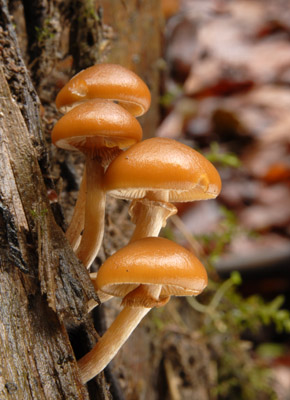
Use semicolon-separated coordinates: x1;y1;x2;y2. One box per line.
52;64;151;268
52;64;221;384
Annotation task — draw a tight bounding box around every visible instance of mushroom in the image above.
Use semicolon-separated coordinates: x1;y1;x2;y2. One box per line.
51;99;143;268
55;63;151;117
65;171;87;251
103;137;222;242
55;63;151;252
78;236;207;382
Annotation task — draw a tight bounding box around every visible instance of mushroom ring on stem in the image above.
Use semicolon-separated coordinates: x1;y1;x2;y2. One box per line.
51;99;143;268
78;236;208;383
55;63;151;116
103;137;222;242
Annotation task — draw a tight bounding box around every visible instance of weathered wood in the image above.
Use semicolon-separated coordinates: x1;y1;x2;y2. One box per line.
0;258;88;399
0;69;90;398
69;0;104;71
0;65;98;320
1;0;98;322
22;0;69;100
0;1;101;397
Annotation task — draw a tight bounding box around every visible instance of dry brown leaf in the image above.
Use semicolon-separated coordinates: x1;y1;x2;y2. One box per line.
178;200;221;235
263;163;290;183
242;142;289;178
156;109;184;139
239;184;290;230
219;178;262;208
261;114;290;144
215;232;290;274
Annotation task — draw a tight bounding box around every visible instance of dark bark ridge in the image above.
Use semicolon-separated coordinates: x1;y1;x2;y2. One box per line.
0;66;92;397
1;0;98;322
0;64;98;321
0;1;106;398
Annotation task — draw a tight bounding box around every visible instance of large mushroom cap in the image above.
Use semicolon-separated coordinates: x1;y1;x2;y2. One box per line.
96;237;208;298
51;99;143;152
55;63;151;116
104;137;222;201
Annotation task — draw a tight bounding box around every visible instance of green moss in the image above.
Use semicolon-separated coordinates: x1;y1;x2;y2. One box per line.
35;19;55;45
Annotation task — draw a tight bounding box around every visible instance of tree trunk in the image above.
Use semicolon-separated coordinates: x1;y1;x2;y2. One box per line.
97;0;162;138
0;0;162;398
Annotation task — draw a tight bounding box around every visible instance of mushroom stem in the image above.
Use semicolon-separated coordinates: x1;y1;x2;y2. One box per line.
129;197;177;243
78;285;161;383
65;172;86;251
66;147;123;255
76;156;106;268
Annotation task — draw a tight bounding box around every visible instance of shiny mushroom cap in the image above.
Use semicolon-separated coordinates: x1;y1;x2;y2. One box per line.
104;137;222;201
96;237;208;299
51;99;143;153
55;63;151;116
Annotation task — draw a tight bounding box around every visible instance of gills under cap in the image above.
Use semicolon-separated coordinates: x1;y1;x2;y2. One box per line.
51;99;143;152
104;137;222;201
96;237;208;299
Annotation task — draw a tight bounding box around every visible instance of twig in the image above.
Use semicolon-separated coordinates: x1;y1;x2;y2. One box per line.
170;214;204;257
164;358;181;400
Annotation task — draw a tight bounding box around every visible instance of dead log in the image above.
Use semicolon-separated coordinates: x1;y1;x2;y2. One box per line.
0;1;100;398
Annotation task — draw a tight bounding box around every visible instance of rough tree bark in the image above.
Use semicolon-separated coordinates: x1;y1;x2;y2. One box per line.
0;1;100;399
0;0;162;399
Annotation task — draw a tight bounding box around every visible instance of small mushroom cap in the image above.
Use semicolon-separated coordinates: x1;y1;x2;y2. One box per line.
104;138;222;201
96;237;208;298
55;63;151;116
51;99;143;152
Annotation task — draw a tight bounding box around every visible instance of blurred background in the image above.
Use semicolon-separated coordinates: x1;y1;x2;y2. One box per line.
103;1;290;399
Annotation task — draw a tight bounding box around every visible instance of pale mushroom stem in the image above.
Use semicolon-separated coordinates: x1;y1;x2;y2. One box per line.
76;156;106;268
129;191;176;243
65;172;86;251
78;285;161;383
67;146;122;257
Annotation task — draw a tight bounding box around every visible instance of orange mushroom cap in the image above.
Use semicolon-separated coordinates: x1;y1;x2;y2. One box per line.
55;63;151;116
104;137;222;201
96;237;208;298
51;99;143;152
78;237;207;383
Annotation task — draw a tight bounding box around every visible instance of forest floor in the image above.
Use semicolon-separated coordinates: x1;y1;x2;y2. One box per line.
160;0;290;275
153;1;290;399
